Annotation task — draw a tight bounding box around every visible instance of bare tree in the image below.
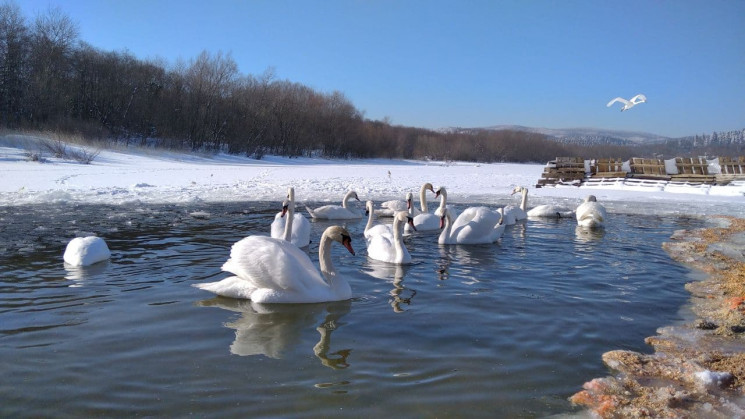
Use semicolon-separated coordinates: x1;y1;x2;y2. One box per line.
0;1;29;126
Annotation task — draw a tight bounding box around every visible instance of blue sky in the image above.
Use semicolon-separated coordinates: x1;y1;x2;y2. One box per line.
14;0;745;137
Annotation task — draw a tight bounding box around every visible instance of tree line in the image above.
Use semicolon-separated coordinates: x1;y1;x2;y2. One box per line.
1;2;741;164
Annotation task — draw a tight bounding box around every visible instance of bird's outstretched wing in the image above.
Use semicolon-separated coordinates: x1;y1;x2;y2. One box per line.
630;94;647;104
606;97;629;107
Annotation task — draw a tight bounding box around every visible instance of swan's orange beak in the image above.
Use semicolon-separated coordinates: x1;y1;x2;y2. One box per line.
435;190;441;198
342;236;355;256
407;216;416;232
281;204;289;217
439;215;445;229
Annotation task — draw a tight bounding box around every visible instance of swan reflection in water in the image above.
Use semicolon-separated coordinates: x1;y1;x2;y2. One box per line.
574;225;606;243
197;297;352;369
363;261;416;313
64;260;110;286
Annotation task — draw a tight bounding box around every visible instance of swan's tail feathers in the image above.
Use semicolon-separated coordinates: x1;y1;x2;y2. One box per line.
193;276;255;300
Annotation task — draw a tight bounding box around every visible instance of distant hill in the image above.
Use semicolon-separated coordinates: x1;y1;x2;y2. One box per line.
482;125;669;146
443;125;745;150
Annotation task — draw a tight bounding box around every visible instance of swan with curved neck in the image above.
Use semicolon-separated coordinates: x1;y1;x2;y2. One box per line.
367;211;416;264
576;195;607;228
193;226;356;303
499;186;528;225
271;187;311;247
433;186;459;219
365;200;395;240
307;191;362;220
438;206;504;245
404;183;439;232
509;185;574;218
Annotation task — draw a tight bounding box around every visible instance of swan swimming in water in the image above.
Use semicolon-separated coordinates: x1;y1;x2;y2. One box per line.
193;225;356;303
63;236;111;266
270;187;311;247
376;192;414;217
506;185;575;218
367;211;416;264
606;94;647;111
500;186;529;225
364;200;395;240
438;207;505;245
433;186;459;219
307;191;362;220
576;195;607;228
406;182;439;232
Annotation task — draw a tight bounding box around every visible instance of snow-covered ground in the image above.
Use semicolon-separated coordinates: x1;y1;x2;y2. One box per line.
1;134;743;217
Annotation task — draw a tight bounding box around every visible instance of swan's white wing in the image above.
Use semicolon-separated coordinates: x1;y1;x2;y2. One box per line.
270;212;285;239
606;97;629;107
193;276;256;299
410;213;440;231
500;206;518;225
368;231;411;264
527;205;575;218
367;234;395;263
454;207;502;244
503;205;528;221
380;199;408;212
222;236;326;294
290;213;311;247
308;205;361;219
365;224;393;242
451;207;481;231
630;94;647;104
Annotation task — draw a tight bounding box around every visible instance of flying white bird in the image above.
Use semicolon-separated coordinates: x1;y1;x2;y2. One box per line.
606;94;647;111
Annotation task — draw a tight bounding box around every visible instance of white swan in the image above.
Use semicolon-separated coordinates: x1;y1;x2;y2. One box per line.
500;186;528;225
307;191;362;220
376;192;414;217
506;185;575;218
438;207;505;245
433;186;459;219
63;236;111;266
406;182;439;232
367;211;416;264
270;187;311;247
193;225;356;303
576;195;607;228
606;94;647;111
364;200;394;240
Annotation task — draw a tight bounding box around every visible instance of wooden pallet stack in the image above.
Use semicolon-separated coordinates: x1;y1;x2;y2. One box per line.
591;158;626;178
629;158;670;180
536;157;586;187
671;157;716;184
716;156;745;185
536;155;745;187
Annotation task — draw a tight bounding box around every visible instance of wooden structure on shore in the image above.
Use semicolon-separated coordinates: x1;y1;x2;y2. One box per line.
536;156;745;187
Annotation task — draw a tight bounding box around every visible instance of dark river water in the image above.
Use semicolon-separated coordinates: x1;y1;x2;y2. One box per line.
0;202;704;417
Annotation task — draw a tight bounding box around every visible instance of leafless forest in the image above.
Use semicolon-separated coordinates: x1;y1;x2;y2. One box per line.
1;3;741;163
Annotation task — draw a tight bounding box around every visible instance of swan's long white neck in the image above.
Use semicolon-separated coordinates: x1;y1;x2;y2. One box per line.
283;188;295;242
438;188;448;212
342;191;355;209
393;214;405;258
439;210;453;242
519;188;528;212
419;184;429;213
364;202;375;233
318;230;336;281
